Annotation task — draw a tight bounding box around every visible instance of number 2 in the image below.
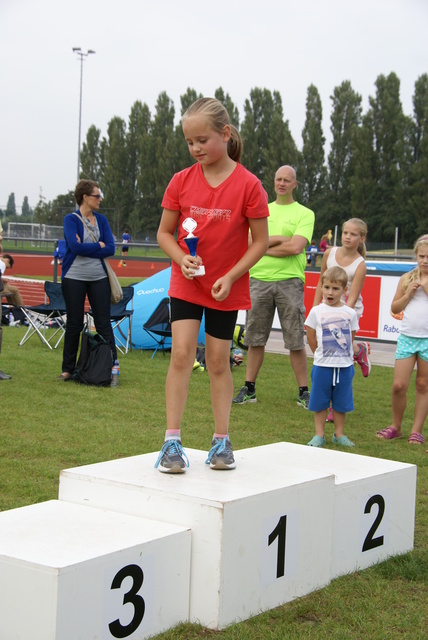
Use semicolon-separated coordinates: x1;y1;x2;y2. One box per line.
362;494;385;552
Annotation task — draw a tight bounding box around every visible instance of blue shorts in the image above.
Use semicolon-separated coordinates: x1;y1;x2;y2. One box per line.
395;334;428;362
308;364;354;413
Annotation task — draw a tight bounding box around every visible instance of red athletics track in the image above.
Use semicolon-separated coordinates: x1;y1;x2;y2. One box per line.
3;255;170;306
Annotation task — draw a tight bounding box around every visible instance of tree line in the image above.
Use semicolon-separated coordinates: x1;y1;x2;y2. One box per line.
9;72;428;247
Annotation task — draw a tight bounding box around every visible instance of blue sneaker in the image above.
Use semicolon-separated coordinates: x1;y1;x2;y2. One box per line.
154;438;189;473
205;437;236;470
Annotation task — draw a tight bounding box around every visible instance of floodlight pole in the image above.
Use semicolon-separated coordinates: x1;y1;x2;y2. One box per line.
72;48;96;183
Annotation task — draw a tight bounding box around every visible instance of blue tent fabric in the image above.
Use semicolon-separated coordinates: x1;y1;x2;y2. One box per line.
129;267;172;350
115;267;205;350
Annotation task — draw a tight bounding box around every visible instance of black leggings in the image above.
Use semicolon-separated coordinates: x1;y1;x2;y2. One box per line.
62;277;117;373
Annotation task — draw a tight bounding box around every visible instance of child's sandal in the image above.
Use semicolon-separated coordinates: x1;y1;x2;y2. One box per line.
408;433;424;445
307;436;326;447
376;426;402;440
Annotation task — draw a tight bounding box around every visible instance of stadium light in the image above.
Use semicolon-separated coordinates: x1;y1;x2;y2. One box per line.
72;48;96;182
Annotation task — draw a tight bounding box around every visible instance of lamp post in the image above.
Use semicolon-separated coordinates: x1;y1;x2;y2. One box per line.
72;47;96;183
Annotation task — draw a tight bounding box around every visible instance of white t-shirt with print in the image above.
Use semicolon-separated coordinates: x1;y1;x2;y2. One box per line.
306;302;359;367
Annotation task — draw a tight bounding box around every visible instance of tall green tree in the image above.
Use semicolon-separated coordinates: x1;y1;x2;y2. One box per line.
262;91;300;200
126;100;152;234
6;193;16;217
21;196;31;218
356;73;409;243
240;88;280;181
151;92;176;196
349;112;377;229
300;84;326;211
323;81;362;234
80;125;103;182
407;73;428;238
101;116;129;235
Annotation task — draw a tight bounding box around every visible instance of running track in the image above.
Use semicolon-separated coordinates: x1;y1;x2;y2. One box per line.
3;255;170;306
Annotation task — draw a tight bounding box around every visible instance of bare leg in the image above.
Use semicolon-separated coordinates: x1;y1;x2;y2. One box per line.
244;345;265;382
411;356;428;436
205;334;234;435
333;411;346;437
390;357;416;434
289;347;308;387
314;410;327;437
165;319;200;431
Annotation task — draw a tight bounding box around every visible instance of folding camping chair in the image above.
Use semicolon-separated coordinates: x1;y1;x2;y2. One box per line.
143;297;171;357
86;286;134;355
19;281;67;349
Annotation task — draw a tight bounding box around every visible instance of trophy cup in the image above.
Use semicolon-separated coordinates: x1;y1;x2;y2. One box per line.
183;217;205;276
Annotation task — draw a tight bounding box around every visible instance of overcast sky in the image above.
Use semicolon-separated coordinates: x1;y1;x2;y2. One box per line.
1;0;427;211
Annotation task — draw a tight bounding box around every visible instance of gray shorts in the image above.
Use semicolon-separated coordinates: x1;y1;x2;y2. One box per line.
245;278;306;350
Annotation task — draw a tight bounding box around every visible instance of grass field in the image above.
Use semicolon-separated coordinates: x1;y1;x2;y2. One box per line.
0;326;427;639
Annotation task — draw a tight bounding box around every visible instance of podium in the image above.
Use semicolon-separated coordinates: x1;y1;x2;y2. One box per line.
59;443;416;629
0;500;191;640
0;443;416;637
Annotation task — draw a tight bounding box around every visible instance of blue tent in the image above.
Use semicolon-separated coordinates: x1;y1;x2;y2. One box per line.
116;267;205;350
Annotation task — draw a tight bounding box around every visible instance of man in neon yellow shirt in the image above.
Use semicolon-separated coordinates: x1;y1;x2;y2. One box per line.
233;165;315;407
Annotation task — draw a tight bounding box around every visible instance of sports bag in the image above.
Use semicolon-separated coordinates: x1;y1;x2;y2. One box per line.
72;332;113;386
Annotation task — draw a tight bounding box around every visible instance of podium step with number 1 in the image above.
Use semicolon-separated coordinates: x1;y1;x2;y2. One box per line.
60;444;337;629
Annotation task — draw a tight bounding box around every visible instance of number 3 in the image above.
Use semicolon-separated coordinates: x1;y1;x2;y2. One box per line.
109;564;145;638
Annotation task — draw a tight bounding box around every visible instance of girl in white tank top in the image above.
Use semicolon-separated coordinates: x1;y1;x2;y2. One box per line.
312;219;370;421
327;246;365;318
376;234;428;447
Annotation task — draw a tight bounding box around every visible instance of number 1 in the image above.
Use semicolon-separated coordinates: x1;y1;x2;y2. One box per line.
268;515;287;578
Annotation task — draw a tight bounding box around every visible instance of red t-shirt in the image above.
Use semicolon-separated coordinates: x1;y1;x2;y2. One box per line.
162;162;268;310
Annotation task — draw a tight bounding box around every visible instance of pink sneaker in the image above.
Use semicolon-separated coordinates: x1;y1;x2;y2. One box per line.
355;342;371;377
326;406;334;423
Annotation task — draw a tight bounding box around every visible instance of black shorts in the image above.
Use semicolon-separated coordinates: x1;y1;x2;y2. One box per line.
121;246;129;253
170;298;238;341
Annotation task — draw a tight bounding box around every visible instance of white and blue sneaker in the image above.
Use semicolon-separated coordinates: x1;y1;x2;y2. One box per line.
154;438;189;473
205;437;236;470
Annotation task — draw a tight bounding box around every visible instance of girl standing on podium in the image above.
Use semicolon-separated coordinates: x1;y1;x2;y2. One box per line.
154;97;269;473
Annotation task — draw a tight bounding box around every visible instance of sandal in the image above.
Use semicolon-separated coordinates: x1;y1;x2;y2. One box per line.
307;435;326;447
408;433;424;445
332;434;355;447
376;426;403;440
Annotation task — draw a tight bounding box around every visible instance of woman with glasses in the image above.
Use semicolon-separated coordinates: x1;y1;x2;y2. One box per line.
58;179;117;380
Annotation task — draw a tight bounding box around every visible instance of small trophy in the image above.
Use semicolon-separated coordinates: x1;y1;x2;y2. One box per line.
183;217;205;276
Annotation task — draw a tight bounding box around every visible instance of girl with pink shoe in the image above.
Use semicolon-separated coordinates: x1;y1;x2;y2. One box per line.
377;234;428;446
313;218;370;423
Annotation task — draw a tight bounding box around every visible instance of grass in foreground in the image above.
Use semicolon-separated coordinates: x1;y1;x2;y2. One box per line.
1;327;427;639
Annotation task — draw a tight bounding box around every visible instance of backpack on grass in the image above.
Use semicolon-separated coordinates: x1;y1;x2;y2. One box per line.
72;332;113;386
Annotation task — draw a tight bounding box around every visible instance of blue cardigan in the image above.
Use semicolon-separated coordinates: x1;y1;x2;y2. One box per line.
61;210;116;279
